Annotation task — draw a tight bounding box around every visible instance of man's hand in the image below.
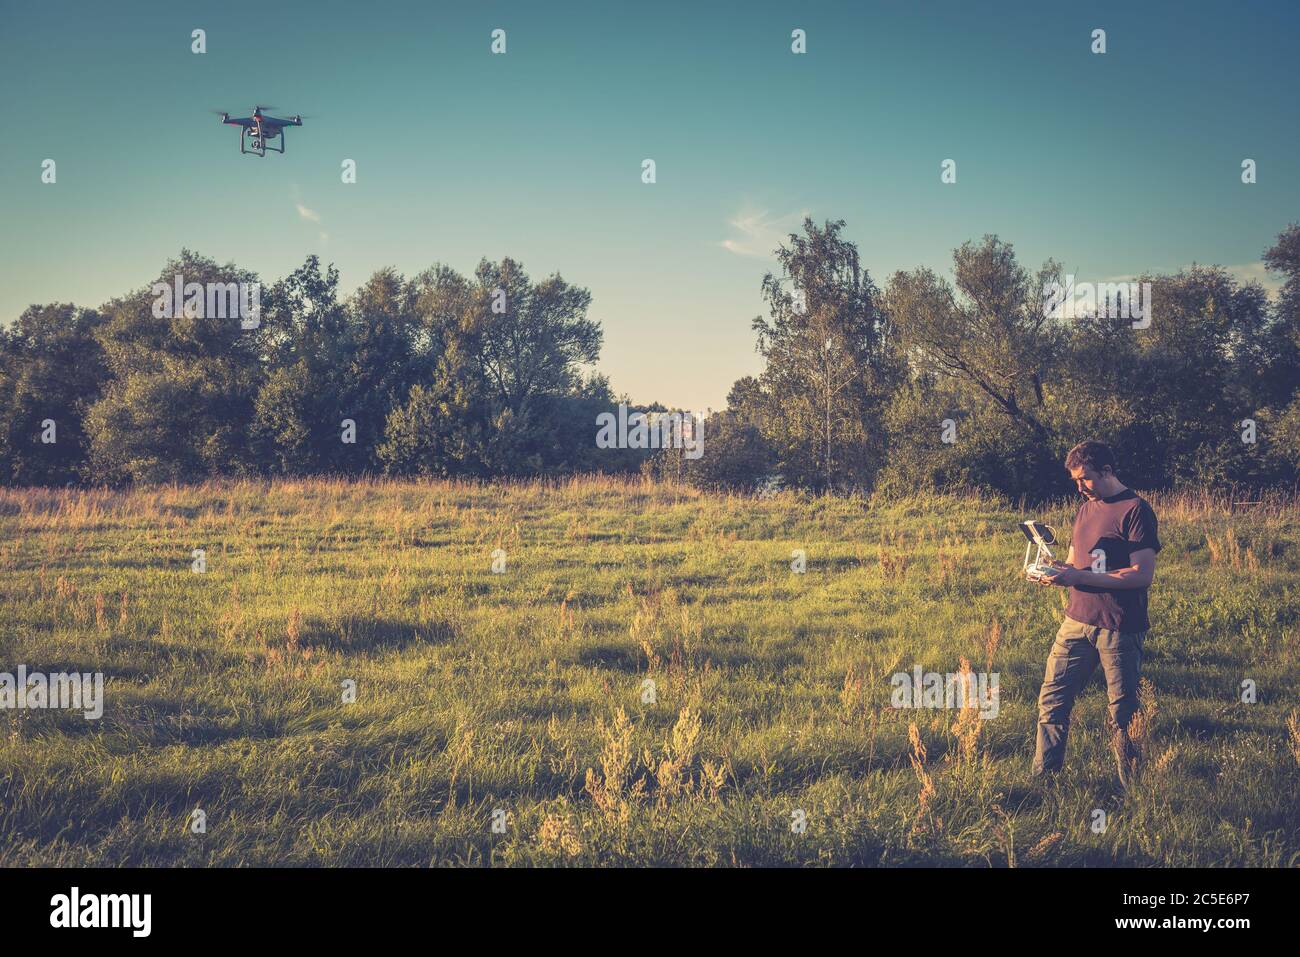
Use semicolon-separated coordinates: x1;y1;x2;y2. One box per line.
1038;551;1158;589
1046;564;1082;586
1034;560;1074;587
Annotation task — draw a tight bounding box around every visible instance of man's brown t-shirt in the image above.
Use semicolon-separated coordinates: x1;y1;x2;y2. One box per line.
1064;487;1161;632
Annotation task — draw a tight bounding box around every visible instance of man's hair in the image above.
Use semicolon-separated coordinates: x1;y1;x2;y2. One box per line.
1065;440;1117;475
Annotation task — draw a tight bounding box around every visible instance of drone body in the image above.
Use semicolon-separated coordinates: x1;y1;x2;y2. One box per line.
216;106;303;156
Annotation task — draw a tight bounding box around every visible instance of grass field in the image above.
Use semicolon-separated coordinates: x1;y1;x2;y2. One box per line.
1;476;1297;866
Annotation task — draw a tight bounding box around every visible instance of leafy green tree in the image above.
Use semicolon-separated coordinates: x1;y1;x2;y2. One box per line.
1257;224;1300;475
748;218;900;491
341;267;422;466
85;251;263;483
680;413;773;491
1128;266;1270;488
253;256;365;474
883;229;1300;497
877;372;1061;498
535;374;647;475
378;264;492;477
378;257;607;477
0;304;107;485
884;236;1064;443
471;257;602;414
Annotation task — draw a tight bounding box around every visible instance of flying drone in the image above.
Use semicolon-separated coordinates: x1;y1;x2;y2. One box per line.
213;105;304;156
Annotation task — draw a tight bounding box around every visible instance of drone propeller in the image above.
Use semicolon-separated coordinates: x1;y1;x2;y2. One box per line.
253;104;277;112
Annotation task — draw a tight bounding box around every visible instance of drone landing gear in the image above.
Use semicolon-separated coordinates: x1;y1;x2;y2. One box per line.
239;127;284;157
239;127;265;157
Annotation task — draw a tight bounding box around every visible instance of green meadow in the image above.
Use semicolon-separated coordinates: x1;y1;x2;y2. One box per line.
1;477;1297;866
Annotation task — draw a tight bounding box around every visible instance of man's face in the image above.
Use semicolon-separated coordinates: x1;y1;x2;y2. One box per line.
1069;464;1108;499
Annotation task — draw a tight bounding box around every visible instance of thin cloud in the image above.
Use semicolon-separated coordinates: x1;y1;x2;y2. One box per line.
720;207;807;259
291;183;327;245
1218;262;1282;295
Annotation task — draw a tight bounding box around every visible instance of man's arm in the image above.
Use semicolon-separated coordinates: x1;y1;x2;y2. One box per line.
1047;548;1157;589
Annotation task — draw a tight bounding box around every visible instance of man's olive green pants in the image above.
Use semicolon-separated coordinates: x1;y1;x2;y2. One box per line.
1033;615;1146;774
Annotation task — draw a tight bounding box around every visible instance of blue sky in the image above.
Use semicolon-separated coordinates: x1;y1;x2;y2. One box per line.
1;0;1296;411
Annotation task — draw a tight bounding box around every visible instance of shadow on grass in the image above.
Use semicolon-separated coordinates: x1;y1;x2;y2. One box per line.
300;615;458;653
572;642;798;674
575;644;642;672
16;655;152;681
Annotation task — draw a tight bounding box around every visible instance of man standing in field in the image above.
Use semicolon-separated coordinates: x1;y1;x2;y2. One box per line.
1033;440;1161;788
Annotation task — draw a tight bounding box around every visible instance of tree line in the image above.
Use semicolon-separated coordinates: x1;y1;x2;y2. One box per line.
674;219;1300;498
0;252;647;486
3;223;1298;499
